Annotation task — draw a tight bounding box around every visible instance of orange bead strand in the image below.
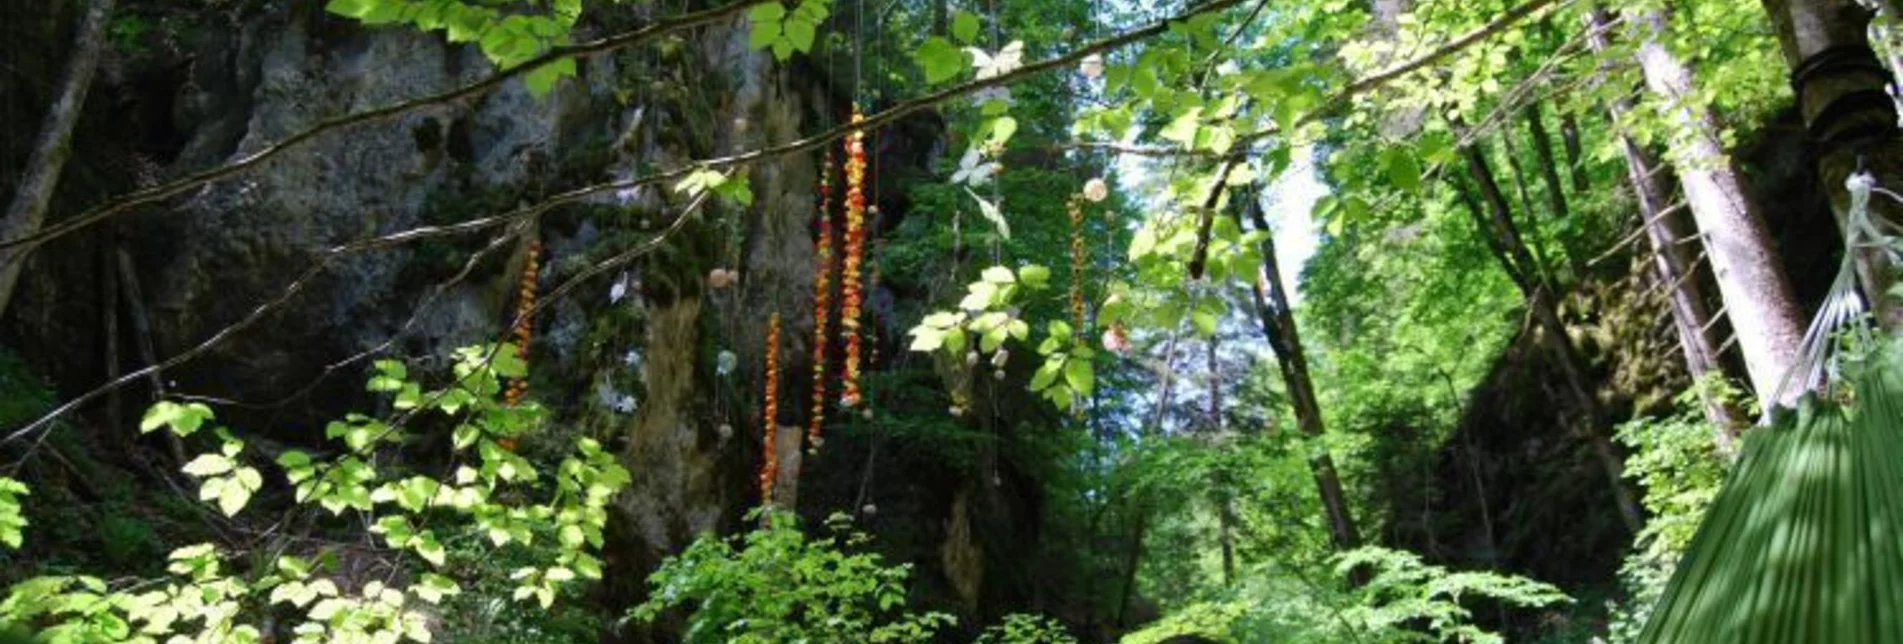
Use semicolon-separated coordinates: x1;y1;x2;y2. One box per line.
760;313;783;503
810;150;836;448
501;240;539;451
840;109;869;408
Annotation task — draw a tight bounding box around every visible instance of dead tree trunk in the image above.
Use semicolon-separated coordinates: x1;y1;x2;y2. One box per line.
1628;9;1809;406
1455;140;1647;534
0;0;116;318
1240;196;1363;552
1760;0;1903;329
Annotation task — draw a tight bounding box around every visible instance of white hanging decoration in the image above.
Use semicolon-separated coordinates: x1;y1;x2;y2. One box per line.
716;350;738;376
969;41;1025;80
1079;53;1104;80
951;147;999;187
970;86;1015;108
610;272;630;303
1083;178;1109;203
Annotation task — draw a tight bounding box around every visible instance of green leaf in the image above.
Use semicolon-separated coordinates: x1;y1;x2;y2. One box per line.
1161;107;1204;148
1064;358;1094;395
749;19;782;50
943;327;968;353
967;188;1010;239
182;453;234;477
1383;146;1423;192
1017;264;1051;289
1192;307;1219;337
784;18;817;53
908;326;945;352
982;266;1017;284
914;37;966;84
981;326;1009;353
749;2;787;23
414;531;448;567
985;116;1018;147
216;478;252;516
324;0;373;18
141;401;213;436
951;11;980;44
523;56;576;98
1030;360;1062;391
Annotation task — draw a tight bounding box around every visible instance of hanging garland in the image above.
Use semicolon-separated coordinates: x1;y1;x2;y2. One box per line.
501;239;540;451
505;240;541;405
840;108;869;408
810;150;837;448
761;312;783;503
1068;193;1088;334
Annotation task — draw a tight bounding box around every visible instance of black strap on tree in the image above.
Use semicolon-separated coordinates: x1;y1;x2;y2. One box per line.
1790;44;1900;146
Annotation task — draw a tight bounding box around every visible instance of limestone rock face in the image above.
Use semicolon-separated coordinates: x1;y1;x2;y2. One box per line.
9;1;826;622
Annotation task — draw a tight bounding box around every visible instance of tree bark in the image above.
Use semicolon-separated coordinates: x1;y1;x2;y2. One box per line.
1526;101;1586;277
1561;110;1591;192
1760;0;1903;329
1500;133;1563;287
1241;196;1363;552
0;0;115;318
1628;10;1809;407
1586;9;1743;449
1454;142;1647;534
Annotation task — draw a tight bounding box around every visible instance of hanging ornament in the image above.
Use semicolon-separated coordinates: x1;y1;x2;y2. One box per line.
1103;322;1131;355
1068;194;1089;334
760;313;782;503
840;108;869;408
708;268;737;289
1083;177;1109;203
502;239;540;451
1079;53;1105;80
810;149;837;449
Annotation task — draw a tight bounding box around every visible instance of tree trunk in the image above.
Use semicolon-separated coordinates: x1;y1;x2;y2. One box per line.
1561;110;1591;192
1587;9;1744;448
1455;142;1647;534
1241;197;1363;552
1116;510;1148;627
1760;0;1903;329
1629;10;1809;407
1206;336;1236;586
1500;133;1563;287
1526;101;1586;277
0;0;116;318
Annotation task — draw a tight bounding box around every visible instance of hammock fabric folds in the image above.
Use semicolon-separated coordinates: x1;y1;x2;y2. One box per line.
1640;342;1903;642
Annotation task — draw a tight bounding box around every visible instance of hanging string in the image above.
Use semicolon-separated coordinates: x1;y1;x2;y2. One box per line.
988;0;1004;266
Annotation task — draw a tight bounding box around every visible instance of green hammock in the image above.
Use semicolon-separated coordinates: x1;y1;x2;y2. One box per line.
1638;341;1903;642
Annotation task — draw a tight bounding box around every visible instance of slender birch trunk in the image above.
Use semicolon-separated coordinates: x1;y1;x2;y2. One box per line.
1627;10;1809;407
1587;9;1744;448
0;0;116;318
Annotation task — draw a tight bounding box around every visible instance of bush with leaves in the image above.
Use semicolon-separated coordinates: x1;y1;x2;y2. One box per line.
0;343;628;643
630;510;955;643
1124;547;1568;644
1601;382;1736;642
976;613;1079;644
1334;546;1570;643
